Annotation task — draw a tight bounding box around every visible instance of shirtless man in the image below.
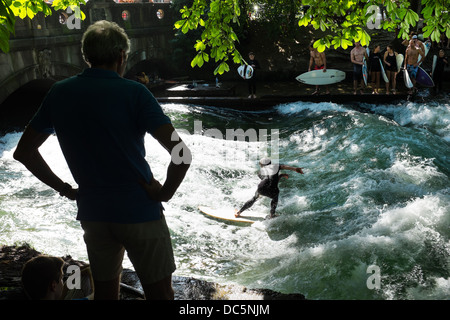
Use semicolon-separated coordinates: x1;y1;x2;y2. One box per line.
404;35;425;93
350;41;368;94
308;44;329;94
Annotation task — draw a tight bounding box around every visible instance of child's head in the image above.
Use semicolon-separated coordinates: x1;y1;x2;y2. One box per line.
249;52;255;59
22;255;65;300
439;49;445;57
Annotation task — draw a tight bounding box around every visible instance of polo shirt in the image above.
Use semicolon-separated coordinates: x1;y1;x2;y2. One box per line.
30;68;171;223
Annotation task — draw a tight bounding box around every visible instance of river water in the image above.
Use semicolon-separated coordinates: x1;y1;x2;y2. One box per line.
1;96;449;299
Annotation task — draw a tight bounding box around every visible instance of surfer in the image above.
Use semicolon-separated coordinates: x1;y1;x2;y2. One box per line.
350;41;368;95
247;52;260;98
384;45;398;94
402;33;425;58
235;158;304;219
368;45;382;94
308;43;329;95
404;36;425;94
432;49;448;95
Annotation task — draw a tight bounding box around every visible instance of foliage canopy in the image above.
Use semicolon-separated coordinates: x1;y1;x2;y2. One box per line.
175;0;449;74
1;0;449;74
0;0;85;53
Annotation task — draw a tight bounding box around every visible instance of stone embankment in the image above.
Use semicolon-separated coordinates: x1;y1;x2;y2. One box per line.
0;244;305;300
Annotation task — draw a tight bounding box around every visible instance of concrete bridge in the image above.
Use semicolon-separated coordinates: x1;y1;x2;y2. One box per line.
0;0;176;131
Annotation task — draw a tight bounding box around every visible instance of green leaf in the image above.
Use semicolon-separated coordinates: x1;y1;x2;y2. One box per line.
298;15;310;27
174;20;185;29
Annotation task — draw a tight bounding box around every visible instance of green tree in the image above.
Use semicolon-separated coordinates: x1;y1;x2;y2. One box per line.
0;0;85;53
174;0;449;74
2;0;449;73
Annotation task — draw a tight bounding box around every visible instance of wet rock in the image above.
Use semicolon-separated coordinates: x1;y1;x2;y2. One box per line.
0;244;305;300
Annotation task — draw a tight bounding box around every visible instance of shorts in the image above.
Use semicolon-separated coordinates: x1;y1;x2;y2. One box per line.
407;64;418;79
80;213;176;285
353;64;363;81
314;65;325;70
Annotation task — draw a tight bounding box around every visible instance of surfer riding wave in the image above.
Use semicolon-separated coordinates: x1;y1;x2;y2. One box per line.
235;158;304;219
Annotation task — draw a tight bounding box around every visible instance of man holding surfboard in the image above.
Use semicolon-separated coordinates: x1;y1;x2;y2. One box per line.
404;36;425;94
350;41;368;95
247;52;260;98
235;158;304;219
308;43;329;95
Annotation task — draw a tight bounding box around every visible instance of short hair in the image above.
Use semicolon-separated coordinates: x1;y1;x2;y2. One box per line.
21;255;65;300
81;20;131;67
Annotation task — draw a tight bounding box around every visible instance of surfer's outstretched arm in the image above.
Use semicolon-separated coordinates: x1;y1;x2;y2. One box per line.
280;165;304;174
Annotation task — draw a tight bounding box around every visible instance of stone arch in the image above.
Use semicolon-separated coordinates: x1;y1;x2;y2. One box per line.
0;62;83;107
0;78;56;132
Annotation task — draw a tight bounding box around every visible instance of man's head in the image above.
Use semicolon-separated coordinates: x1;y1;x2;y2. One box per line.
259;157;272;167
81;20;131;70
22;255;65;300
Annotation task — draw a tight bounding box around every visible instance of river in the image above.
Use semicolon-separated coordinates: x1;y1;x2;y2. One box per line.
1;95;449;299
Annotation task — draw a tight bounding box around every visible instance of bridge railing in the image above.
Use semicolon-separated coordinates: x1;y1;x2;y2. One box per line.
10;0;175;43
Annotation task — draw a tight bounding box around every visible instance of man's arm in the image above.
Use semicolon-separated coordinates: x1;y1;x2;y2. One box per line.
404;49;409;68
308;53;314;71
321;52;327;71
350;50;356;64
280;164;304;174
13;126;77;200
142;123;191;202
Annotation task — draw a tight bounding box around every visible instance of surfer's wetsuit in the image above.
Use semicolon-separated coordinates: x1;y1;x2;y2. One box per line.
385;53;397;72
239;164;282;216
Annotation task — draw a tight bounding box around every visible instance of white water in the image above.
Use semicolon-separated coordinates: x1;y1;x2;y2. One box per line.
1;97;449;299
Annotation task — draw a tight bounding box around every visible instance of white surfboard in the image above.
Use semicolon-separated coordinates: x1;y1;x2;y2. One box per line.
396;53;404;73
418;41;431;64
432;55;437;77
198;206;265;224
379;59;389;83
362;57;368;86
238;64;254;79
403;69;413;89
295;69;346;85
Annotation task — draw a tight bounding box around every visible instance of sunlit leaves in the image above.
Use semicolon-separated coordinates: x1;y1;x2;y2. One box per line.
174;0;242;75
296;0;448;52
0;0;86;53
421;0;450;43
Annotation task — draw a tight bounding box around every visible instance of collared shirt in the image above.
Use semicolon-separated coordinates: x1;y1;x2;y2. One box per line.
30;68;171;223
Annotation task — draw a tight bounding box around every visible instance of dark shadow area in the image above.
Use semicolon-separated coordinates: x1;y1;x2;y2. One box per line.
0;79;55;134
